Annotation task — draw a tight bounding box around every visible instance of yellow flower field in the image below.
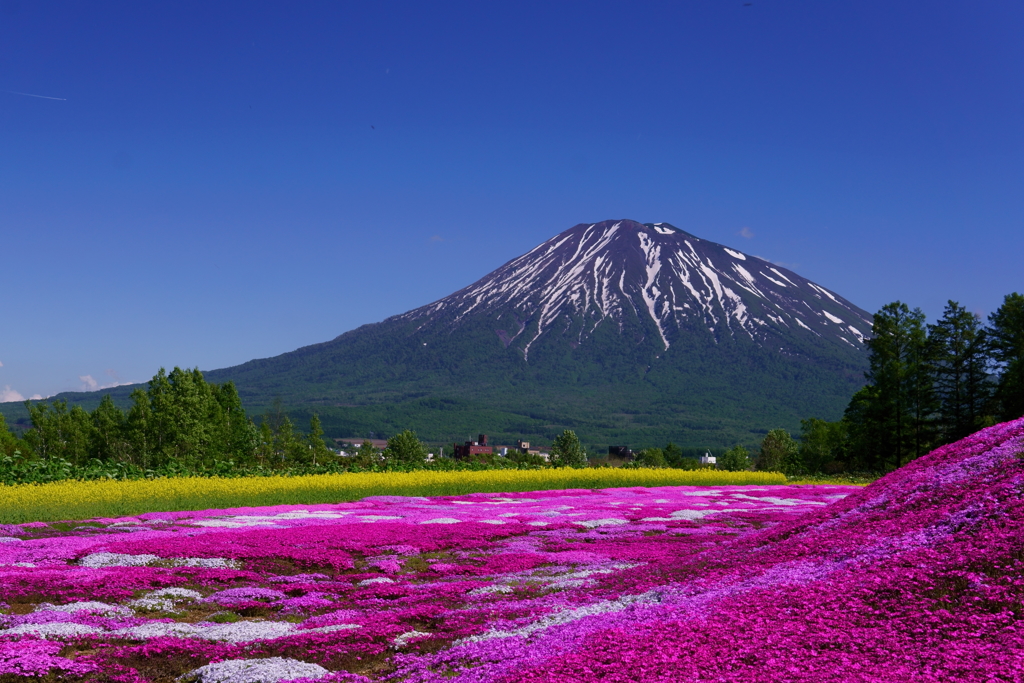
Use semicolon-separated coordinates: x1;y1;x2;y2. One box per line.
0;468;786;524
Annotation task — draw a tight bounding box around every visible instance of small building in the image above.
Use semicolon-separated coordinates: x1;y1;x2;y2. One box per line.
515;439;541;456
700;451;717;465
454;434;492;459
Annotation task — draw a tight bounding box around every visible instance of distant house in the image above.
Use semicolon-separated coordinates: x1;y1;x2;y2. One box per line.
454;434;492;459
700;451;717;465
516;439;541;456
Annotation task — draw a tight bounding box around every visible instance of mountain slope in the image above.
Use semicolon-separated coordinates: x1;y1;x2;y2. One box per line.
200;220;871;447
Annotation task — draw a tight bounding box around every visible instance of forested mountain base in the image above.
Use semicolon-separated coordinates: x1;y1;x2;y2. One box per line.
0;325;863;452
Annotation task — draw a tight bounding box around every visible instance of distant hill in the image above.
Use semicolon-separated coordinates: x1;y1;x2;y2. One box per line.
2;220;872;450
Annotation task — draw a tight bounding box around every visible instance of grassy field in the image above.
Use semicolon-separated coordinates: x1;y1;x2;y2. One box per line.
0;468;787;524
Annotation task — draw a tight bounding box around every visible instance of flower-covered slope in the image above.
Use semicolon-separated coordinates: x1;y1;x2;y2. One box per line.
496;417;1024;683
2;419;1023;682
0;485;847;681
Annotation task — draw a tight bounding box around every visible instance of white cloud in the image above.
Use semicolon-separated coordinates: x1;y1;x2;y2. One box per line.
75;371;134;393
0;360;4;367
29;394;43;400
0;386;25;403
738;226;755;239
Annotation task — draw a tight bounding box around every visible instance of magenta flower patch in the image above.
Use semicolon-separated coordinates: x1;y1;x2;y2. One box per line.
2;418;1023;681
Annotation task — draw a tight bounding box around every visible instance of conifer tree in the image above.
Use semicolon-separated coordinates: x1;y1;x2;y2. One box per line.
928;301;992;442
987;292;1024;421
306;414;332;466
844;384;883;470
864;302;934;468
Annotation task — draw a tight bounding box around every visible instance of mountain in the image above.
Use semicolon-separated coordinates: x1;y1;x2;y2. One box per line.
201;219;872;448
396;219;869;356
2;220;872;449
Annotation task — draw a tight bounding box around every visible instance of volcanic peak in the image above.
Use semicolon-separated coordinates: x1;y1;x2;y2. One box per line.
399;219;871;361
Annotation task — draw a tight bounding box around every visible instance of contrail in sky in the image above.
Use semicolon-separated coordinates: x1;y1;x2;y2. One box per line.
6;90;67;101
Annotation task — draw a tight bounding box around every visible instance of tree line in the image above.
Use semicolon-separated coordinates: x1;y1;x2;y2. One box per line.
735;292;1024;475
0;368;336;483
0;368;602;484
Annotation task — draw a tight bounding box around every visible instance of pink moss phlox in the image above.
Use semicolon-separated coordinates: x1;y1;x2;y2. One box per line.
0;636;99;676
8;426;1019;683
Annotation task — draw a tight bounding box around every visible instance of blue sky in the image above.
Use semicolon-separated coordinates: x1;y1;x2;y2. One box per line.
2;1;1022;401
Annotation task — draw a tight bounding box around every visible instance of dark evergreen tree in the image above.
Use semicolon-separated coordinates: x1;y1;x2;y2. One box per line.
843;384;883;471
928;301;992;442
864;302;934;468
987;292;1024;421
